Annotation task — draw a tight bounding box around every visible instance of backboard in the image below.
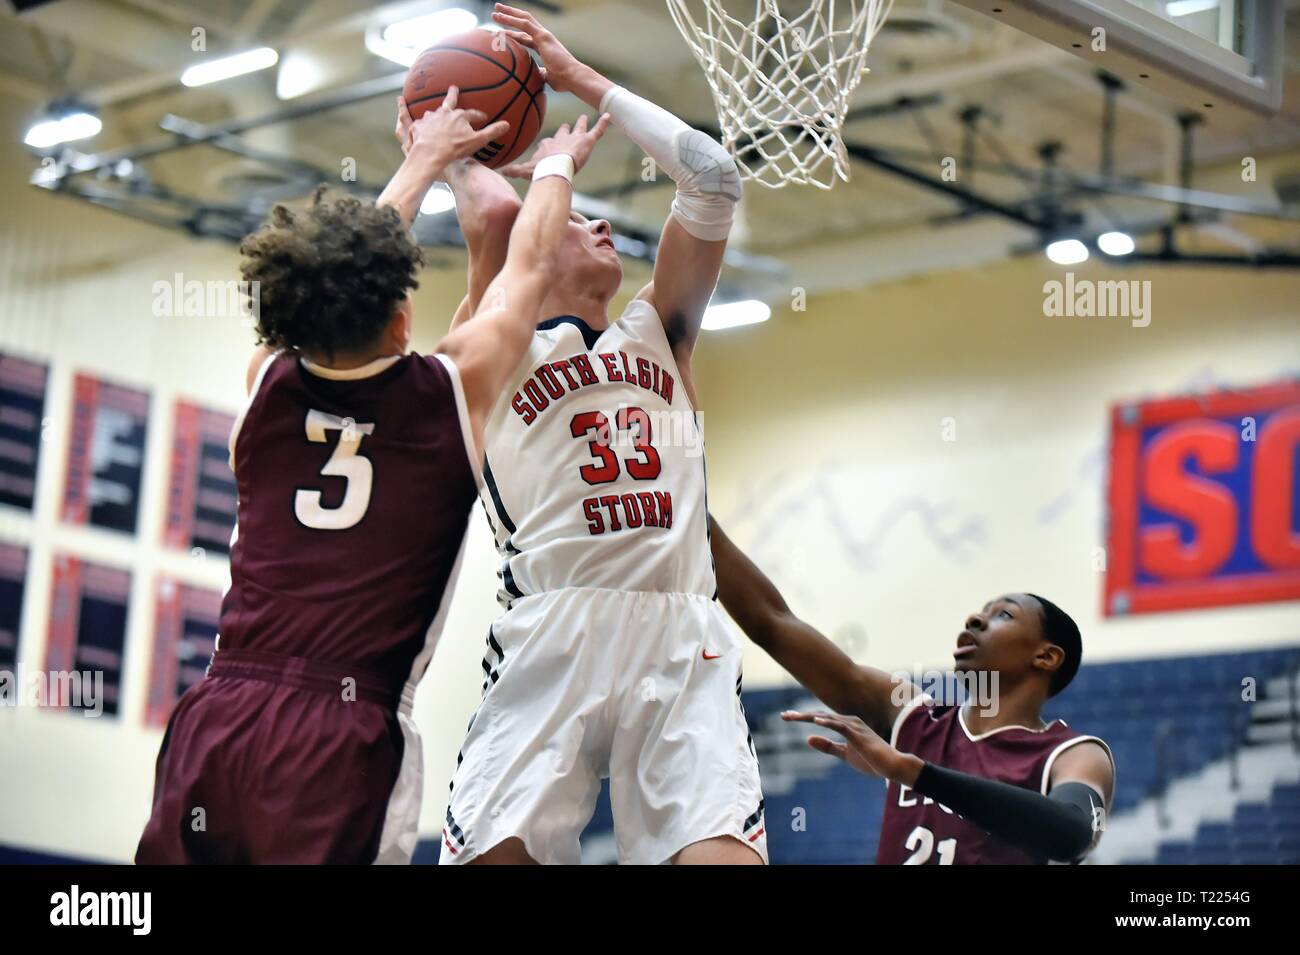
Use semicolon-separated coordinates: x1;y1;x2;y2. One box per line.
948;1;1285;116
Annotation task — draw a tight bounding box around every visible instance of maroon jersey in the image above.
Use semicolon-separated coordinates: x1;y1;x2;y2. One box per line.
877;698;1112;865
219;351;479;690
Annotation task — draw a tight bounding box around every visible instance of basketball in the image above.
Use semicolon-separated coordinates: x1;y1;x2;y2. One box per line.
402;28;546;169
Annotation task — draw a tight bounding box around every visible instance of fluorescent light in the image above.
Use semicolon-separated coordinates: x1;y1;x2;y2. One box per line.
24;110;101;148
1097;231;1136;256
420;184;456;215
1166;0;1218;17
1045;238;1089;265
367;8;478;67
276;51;325;100
382;8;477;45
702;299;771;331
181;47;279;87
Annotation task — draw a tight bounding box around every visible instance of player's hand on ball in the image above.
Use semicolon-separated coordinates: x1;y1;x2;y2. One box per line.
505;113;612;179
491;3;581;92
404;86;510;170
782;710;922;785
394;96;415;156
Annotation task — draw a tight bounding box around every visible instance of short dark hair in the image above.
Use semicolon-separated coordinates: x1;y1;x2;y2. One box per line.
239;186;423;358
1027;593;1082;696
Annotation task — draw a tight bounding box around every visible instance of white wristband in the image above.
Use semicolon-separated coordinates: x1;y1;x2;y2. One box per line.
532;154;575;183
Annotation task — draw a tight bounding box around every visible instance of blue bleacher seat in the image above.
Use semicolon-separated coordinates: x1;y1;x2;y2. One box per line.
569;644;1300;864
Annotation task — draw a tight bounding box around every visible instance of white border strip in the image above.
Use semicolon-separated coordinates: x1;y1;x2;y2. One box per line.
434;353;484;491
959;706;1063;742
1040;735;1116;797
373;710;424;865
299;354;401;381
890;691;932;748
227;350;279;470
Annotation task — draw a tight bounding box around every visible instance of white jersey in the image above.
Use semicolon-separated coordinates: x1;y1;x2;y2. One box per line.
478;297;715;604
449;298;767;865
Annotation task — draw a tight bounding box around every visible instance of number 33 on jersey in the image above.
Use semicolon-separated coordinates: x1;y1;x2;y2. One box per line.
476;301;717;604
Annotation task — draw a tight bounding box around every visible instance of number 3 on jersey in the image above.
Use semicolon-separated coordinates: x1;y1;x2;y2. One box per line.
570;407;661;485
295;409;375;530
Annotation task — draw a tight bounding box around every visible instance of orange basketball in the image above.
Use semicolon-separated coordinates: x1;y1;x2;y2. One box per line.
402;29;547;169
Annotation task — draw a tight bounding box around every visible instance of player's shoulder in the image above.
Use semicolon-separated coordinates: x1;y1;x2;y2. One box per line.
623;290;660;320
889;692;952;745
1046;715;1106;745
408;350;453;383
254;349;296;389
387;352;472;414
1045;722;1114;767
618;293;668;337
237;350;298;427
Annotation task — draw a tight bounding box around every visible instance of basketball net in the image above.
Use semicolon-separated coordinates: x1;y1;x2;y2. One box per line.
666;0;894;189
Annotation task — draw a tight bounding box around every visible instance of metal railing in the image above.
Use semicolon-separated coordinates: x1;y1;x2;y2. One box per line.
1150;655;1300;831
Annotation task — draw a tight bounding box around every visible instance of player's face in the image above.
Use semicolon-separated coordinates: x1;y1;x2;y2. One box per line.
953;593;1045;683
561;211;623;291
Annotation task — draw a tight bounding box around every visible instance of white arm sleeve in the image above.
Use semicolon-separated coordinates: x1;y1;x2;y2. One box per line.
599;85;741;241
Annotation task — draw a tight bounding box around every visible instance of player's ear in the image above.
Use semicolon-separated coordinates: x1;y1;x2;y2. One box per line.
389;295;413;353
1034;642;1064;679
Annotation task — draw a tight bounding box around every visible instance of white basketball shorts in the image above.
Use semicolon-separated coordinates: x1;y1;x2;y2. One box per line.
439;587;767;865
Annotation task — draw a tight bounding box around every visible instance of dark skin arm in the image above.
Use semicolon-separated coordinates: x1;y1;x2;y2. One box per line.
709;516;916;738
783;710;1113;860
781;710;1113;799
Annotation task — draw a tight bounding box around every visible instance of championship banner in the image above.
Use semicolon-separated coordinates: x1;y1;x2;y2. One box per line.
0;542;27;669
0;353;49;512
44;555;130;716
163;400;237;556
63;373;150;535
146;578;220;728
1105;378;1300;616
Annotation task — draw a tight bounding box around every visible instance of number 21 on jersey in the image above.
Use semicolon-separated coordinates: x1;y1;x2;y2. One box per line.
903;826;956;865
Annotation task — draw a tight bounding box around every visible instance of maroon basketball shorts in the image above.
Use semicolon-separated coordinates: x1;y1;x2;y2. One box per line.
135;649;424;865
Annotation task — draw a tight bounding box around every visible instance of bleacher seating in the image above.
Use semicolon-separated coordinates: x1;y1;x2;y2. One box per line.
1044;648;1299;814
1137;782;1300;864
572;645;1300;864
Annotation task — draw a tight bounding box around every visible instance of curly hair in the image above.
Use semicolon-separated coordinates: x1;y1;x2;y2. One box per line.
239;186;424;358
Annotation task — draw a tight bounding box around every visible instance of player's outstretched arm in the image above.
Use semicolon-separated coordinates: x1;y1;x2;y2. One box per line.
709;516;915;738
437;115;610;454
239;90;503;393
492;4;739;369
447;162;522;325
379;87;509;229
786;711;1113;862
396;98;612;331
394;95;523;326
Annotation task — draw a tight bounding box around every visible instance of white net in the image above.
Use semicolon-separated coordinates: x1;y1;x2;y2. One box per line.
666;0;894;189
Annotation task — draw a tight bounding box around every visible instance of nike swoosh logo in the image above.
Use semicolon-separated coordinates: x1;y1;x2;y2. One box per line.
702;650;722;660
